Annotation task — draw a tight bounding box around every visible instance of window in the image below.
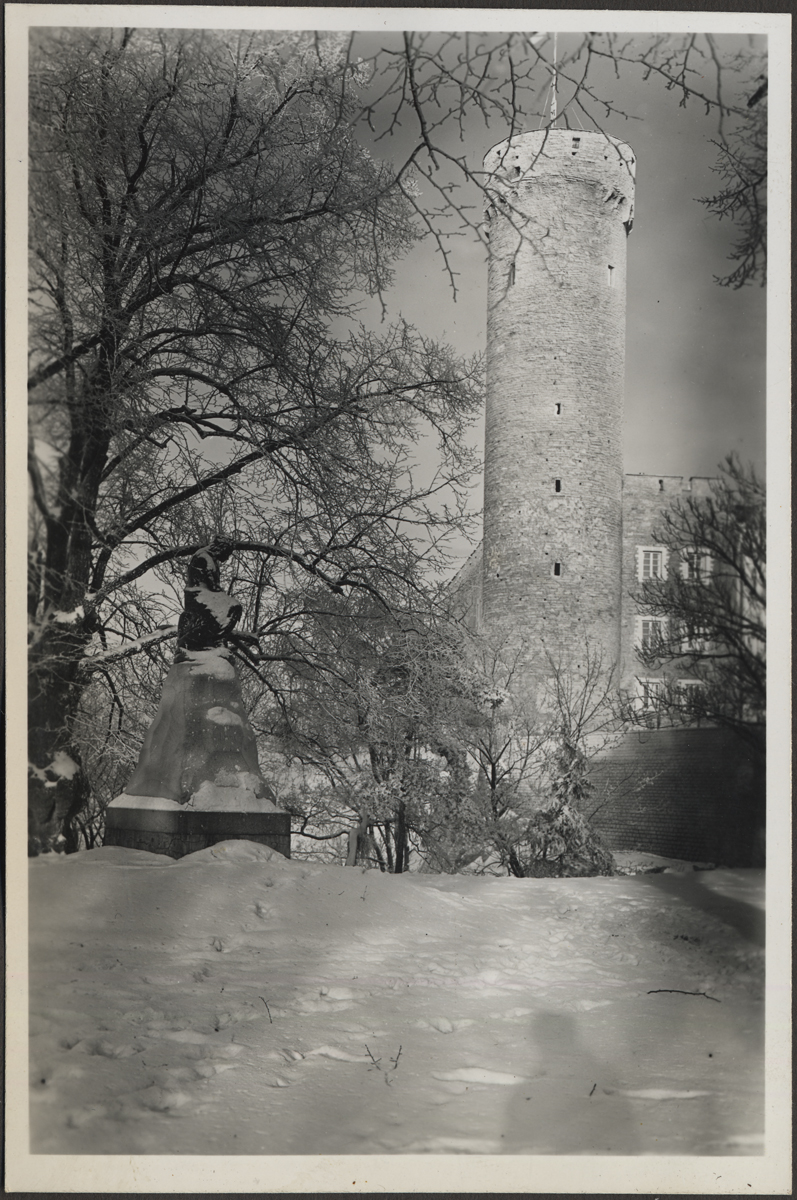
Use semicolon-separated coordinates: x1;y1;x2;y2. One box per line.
675;679;706;717
508;261;516;286
679;624;711;654
681;547;713;583
637;547;668;582
555;403;561;415
554;479;561;493
635;615;668;653
637;678;664;712
571;136;580;150
676;678;704;698
607;264;615;287
553;562;562;577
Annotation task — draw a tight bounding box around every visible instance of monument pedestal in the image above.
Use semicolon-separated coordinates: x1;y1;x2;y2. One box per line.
104;806;291;859
105;641;290;859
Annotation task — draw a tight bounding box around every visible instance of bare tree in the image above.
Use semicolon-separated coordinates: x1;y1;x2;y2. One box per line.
270;594;473;872
27;28;484;853
452;638;618;877
633;455;765;754
700;68;767;287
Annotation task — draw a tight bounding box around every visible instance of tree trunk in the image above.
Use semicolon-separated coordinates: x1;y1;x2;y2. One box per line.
507;848;526;878
346;813;370;866
28;622;93;854
28;353;113;855
383;822;394;872
394;800;408;873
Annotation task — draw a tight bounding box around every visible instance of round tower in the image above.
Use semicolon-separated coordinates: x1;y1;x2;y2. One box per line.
481;129;635;679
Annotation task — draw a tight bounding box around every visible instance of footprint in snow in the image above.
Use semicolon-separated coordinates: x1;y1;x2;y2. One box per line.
193;1061;235;1078
142;1027;244;1062
274;1048;305;1062
129;1085;194;1114
55;1023;247;1137
71;1037;141;1059
213;1006;263;1029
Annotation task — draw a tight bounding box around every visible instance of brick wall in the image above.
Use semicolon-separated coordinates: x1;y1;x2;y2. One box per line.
481;130;635;683
585;726;764;866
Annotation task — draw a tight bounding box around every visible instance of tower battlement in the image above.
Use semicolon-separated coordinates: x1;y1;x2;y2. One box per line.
484;129;635;229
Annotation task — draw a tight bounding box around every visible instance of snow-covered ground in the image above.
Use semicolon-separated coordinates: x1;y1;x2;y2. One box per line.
25;840;768;1171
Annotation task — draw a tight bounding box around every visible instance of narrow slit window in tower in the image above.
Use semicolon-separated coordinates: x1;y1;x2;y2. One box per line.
607;264;615;287
555;403;561;415
508;261;516;286
553;562;562;577
571;137;580;151
554;479;561;492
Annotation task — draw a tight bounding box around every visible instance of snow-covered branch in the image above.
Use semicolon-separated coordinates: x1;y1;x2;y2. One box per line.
78;626;178;674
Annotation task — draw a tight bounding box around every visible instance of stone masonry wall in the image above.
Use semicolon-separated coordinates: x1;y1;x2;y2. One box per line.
482;130;635;685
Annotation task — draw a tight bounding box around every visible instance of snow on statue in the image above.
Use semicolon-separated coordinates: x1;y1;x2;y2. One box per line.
109;537;279;815
176;536;259;662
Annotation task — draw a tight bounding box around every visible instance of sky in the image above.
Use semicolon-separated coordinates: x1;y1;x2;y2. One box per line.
351;32;767;509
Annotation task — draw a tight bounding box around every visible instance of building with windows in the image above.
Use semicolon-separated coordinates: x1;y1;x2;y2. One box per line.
450;129;763;865
621;473;715;721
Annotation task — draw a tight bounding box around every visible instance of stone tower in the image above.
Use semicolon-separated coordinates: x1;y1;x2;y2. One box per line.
482;129;635;681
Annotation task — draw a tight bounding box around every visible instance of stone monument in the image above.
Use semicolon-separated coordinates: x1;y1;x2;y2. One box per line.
104;537;290;857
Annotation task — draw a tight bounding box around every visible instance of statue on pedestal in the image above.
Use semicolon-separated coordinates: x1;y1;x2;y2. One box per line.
110;536;278;814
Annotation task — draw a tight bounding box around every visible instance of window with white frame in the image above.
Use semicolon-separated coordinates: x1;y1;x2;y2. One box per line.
680;547;713;583
637;546;668;582
679;623;711;654
676;678;704;698
637;677;665;712
635;615;668;653
675;678;705;715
